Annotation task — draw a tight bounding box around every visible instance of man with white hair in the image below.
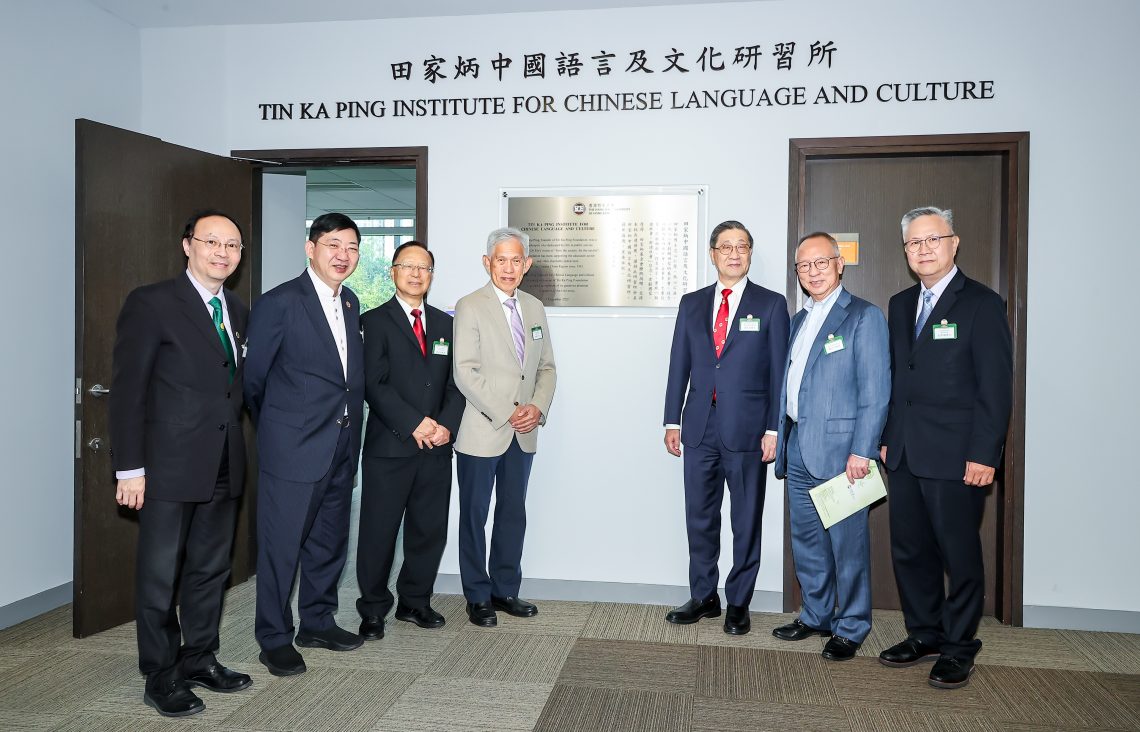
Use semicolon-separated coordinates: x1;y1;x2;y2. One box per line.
452;227;557;627
878;206;1012;689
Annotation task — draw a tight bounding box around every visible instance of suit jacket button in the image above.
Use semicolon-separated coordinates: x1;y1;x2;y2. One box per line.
908;363;914;370
225;391;231;398
222;360;228;367
715;364;720;369
426;383;431;388
521;374;525;380
218;424;225;430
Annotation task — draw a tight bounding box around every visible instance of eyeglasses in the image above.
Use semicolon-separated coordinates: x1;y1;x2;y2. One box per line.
714;243;752;255
192;236;243;252
793;256;840;273
903;234;955;254
393;263;434;274
315;239;360;257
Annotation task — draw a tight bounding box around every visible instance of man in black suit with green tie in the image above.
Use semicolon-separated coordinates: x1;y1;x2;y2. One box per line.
110;210;252;718
356;241;465;639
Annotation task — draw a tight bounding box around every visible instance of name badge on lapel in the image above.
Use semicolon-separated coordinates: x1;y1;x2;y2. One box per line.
932;319;958;340
432;338;450;356
739;315;760;332
531;325;543;340
824;334;845;354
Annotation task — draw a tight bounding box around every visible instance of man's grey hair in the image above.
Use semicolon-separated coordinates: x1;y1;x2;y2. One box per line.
796;231;840;258
486;227;529;257
900;206;954;239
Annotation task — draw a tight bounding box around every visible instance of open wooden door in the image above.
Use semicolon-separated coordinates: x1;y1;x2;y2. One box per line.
74;119;258;637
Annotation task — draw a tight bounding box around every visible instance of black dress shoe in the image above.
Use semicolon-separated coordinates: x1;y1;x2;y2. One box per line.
491;595;538;617
144;678;205;718
723;604;751;635
258;643;307;677
772;618;831;641
296;624;364;651
396;603;446;628
359;615;385;640
928;655;974;689
878;637;941;667
184;662;252;693
821;636;860;661
467;601;498;627
665;595;721;625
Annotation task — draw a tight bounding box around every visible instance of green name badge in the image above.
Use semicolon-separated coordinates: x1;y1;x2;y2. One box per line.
432;339;450;356
932;319;958;340
531;325;543;340
739;315;760;332
823;334;845;354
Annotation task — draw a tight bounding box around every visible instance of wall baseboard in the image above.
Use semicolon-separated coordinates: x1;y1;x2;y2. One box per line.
1023;605;1140;634
0;583;71;631
433;574;783;612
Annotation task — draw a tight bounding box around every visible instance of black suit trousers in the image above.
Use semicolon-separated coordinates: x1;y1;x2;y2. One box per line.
356;452;452;617
135;447;236;679
887;454;986;662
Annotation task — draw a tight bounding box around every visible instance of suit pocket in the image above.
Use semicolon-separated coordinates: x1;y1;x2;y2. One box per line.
261;404;304;429
826;418;856;434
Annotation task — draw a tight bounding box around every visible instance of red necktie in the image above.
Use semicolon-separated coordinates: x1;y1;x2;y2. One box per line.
712;288;731;402
714;288;731;358
411;308;427;356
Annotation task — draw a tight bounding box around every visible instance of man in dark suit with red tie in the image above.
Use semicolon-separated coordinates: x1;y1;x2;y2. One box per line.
110;210;252;717
878;206;1012;689
663;220;790;634
355;241;465;639
244;213;366;677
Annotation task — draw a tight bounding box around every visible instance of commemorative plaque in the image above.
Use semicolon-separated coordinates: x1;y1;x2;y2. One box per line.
503;188;706;307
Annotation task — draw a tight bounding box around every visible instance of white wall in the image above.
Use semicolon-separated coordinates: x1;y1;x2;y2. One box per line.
135;0;1140;615
0;0;140;608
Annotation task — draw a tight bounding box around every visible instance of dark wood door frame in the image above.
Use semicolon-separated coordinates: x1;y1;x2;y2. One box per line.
784;132;1029;625
230;146;429;290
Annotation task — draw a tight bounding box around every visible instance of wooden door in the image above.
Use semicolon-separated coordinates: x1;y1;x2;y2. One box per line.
784;133;1029;624
74;119;257;637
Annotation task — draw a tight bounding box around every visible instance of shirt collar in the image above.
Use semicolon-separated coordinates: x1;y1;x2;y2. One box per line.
921;266;958;299
492;283;517;304
716;279;746;295
186;269;224;306
307;266;339;299
803;284;844;312
395;293;424;316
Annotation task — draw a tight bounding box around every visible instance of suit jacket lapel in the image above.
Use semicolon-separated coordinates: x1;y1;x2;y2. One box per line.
299;273;346;380
174;275;227;359
484;283;522;370
344;290;362;375
912;270;964;353
223;288;246;369
801;289;852;377
385;297;424;356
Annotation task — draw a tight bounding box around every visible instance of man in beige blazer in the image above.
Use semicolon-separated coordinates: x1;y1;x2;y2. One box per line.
453;226;557;627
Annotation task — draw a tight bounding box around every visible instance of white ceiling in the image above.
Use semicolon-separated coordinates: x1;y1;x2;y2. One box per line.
87;0;754;28
298;167;417;220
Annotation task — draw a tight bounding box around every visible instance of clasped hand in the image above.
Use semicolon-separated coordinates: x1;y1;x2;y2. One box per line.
413;416;450;449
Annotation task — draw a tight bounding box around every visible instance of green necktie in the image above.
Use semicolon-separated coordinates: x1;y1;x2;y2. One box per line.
209;296;236;381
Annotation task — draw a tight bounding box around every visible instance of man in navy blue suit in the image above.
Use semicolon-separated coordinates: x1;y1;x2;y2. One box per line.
772;232;890;661
878;206;1012;690
663;220;790;634
244;213;366;676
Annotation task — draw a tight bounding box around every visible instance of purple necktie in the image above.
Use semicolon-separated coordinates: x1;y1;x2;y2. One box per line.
504;297;525;366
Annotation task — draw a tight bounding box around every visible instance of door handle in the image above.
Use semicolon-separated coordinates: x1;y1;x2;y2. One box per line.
87;437;104;453
88;384;110;397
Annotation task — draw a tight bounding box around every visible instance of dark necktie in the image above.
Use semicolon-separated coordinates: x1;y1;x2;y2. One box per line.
411;308;427;356
208;296;236;381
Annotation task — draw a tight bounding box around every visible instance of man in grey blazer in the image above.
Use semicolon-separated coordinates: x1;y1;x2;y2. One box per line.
772;232;890;661
453;227;557;627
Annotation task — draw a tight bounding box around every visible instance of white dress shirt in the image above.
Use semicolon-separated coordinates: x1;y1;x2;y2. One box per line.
307;267;349;381
786;284;844;422
395;293;427;332
116;270;237;479
915;266;958;325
